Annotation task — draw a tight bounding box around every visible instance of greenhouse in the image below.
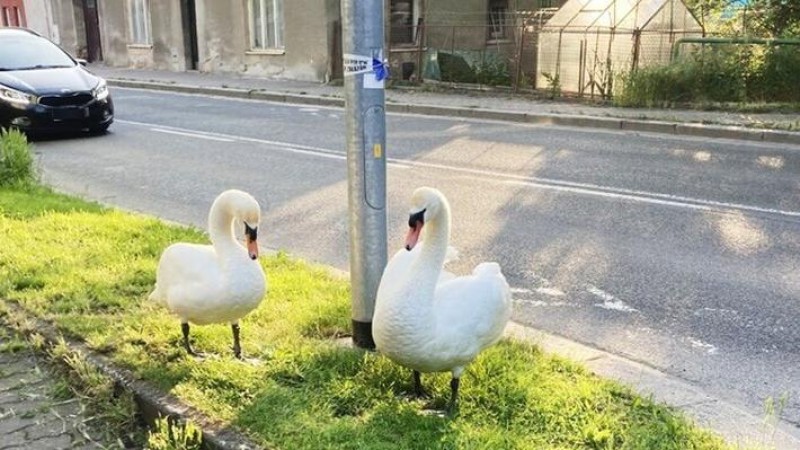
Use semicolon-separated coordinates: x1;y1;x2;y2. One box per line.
536;0;703;96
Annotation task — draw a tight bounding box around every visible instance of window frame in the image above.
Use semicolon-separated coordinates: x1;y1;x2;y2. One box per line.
389;0;421;47
487;0;511;43
248;0;285;52
128;0;152;46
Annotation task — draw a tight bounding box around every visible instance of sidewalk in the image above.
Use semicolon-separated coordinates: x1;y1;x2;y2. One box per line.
0;329;121;449
91;65;800;145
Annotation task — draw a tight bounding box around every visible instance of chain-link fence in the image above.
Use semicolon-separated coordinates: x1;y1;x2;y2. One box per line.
378;0;707;98
536;27;702;98
385;10;557;90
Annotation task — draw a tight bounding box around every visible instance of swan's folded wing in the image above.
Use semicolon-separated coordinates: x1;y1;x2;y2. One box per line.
151;243;221;300
434;265;512;348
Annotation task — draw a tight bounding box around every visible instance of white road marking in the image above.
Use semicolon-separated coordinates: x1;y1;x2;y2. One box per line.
150;128;235;142
688;337;719;354
510;287;532;294
536;287;566;297
117;119;800;220
513;299;575;307
587;285;637;312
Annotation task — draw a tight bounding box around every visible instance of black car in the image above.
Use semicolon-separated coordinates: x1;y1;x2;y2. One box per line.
0;27;113;134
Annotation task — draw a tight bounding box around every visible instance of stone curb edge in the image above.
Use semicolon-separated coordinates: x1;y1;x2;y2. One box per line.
1;301;264;450
108;79;800;145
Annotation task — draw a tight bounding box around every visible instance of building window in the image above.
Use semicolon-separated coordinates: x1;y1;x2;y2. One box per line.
250;0;284;50
390;0;419;46
0;0;26;27
487;0;510;41
128;0;151;45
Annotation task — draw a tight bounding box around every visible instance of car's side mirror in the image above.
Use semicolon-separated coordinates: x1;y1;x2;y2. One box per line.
76;58;88;66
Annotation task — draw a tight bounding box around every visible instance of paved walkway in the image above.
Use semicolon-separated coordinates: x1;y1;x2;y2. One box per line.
0;331;119;450
91;65;800;131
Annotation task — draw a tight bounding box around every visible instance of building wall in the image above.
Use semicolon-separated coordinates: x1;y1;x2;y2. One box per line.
97;0;186;70
46;0;83;57
23;0;51;37
97;0;128;66
150;0;187;70
195;0;337;81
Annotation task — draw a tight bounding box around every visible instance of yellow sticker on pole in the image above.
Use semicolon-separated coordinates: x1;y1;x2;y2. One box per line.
373;143;382;158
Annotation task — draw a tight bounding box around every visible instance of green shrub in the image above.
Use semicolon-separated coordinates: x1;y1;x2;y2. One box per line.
0;128;36;187
615;44;800;106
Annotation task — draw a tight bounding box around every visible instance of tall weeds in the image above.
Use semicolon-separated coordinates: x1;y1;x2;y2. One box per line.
0;128;36;187
616;44;800;107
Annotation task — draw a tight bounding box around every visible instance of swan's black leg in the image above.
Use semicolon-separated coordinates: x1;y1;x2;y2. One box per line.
446;377;460;414
181;322;201;356
231;323;242;359
413;370;429;398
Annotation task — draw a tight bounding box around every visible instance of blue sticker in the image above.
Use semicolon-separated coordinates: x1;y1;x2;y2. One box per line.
372;58;389;81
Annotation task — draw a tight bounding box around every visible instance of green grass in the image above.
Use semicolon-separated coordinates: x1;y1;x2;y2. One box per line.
0;185;730;450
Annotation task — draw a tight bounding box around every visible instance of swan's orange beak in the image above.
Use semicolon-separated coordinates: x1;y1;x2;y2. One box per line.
405;223;422;251
245;224;259;260
405;209;425;251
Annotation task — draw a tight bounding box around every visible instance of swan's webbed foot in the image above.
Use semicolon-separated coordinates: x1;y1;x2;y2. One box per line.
181;322;206;359
231;323;243;360
412;370;431;398
446;377;460;416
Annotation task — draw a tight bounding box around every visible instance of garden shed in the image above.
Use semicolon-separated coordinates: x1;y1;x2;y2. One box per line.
536;0;702;96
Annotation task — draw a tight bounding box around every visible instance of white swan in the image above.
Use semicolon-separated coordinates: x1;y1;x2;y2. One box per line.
373;187;512;412
149;189;267;359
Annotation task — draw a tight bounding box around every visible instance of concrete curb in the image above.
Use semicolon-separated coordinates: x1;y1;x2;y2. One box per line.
505;323;800;450
108;79;800;145
1;302;262;450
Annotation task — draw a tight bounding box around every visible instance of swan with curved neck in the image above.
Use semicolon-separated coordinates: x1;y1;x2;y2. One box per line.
149;189;267;359
373;187;511;412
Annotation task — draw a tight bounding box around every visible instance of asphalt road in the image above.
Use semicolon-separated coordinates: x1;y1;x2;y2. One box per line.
32;87;800;428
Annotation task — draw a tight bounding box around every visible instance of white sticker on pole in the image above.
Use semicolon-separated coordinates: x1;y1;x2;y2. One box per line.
343;54;372;76
344;53;389;89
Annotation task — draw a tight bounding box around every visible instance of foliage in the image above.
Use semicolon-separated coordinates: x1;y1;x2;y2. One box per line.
147;417;203;450
0;186;730;450
542;71;561;99
438;51;511;87
685;0;800;37
0;128;36;187
747;0;800;37
616;44;800;106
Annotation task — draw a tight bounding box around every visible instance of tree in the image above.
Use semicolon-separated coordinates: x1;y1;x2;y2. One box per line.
748;0;800;37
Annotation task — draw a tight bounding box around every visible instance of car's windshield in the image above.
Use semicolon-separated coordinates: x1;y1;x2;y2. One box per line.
0;34;76;71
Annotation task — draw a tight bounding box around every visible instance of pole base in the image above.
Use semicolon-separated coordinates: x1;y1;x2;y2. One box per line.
351;320;376;350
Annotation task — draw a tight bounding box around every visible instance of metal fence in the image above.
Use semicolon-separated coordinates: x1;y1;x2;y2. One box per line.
536;27;702;98
383;15;701;97
385;10;556;91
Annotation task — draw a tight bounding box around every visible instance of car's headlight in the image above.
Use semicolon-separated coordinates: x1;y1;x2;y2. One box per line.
0;85;36;106
93;80;109;101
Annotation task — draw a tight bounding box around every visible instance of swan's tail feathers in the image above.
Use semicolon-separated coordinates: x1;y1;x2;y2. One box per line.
473;262;502;277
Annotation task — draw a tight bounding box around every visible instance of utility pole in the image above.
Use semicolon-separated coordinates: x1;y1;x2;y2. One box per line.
342;0;388;349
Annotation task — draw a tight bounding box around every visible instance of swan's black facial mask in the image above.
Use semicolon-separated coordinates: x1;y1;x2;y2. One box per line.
405;209;426;251
408;209;426;228
244;223;258;241
244;223;259;260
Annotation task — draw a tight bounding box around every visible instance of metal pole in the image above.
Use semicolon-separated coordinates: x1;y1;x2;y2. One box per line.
342;0;387;350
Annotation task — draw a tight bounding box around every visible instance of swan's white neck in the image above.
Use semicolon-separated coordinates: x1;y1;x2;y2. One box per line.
409;202;451;302
209;204;240;257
